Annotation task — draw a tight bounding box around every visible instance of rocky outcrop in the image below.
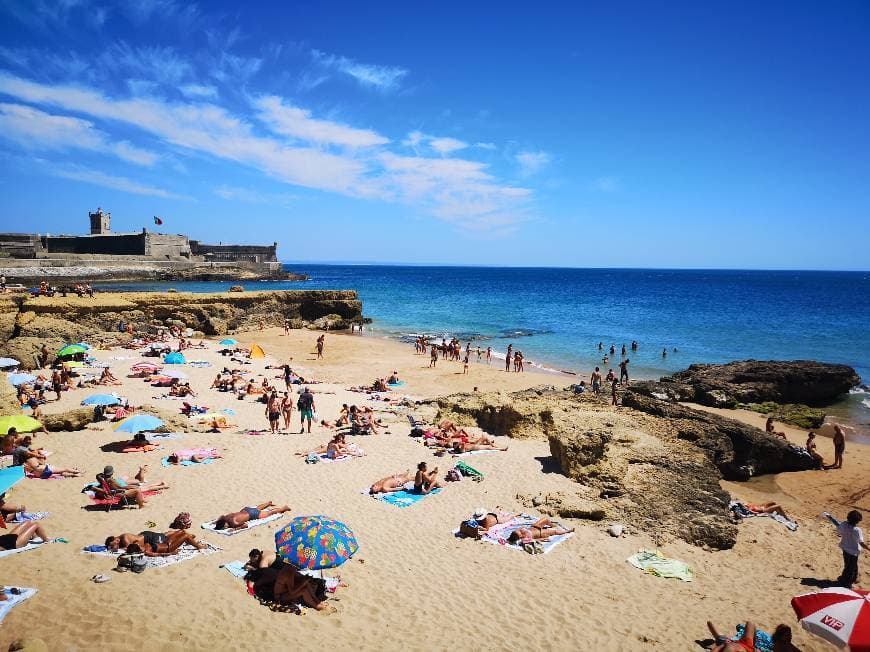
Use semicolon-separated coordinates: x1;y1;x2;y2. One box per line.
0;290;363;359
741;402;827;429
43;407;94;432
643;360;860;407
621;390;816;479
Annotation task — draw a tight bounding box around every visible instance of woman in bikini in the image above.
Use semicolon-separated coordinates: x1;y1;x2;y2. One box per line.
452;440;509;453
368;470;413;495
281;393;294;430
105;530;207;556
23;456;82;479
213;502;290;530
506;516;574;544
414;462;443;494
0;522;52;550
471;508;518;532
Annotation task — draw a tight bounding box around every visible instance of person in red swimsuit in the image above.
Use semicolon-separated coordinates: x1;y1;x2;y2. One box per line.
707;620;756;651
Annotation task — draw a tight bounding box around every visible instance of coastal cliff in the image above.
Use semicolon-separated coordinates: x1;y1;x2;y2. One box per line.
0;290;362;365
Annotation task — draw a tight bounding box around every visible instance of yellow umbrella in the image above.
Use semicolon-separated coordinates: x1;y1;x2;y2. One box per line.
0;415;44;433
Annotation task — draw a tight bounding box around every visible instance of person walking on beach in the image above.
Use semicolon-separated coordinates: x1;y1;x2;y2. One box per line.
281;392;294;431
505;344;513;372
619;358;630;385
430;346;438;368
283;319;290;336
486;347;492;364
827;424;846;470
825;510;869;588
463;354;469;375
316;334;325;359
611;377;619;407
297;387;315;434
266;392;281;434
591;367;602;395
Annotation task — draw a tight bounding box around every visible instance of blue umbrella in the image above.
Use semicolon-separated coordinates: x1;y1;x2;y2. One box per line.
0;358;19;368
219;338;237;346
7;373;37;387
163;352;185;365
113;415;164;434
81;394;121;406
0;466;25;495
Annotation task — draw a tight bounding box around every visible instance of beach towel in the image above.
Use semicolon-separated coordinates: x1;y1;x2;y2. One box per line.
161;456;217;467
147;433;183;441
366;487;442;508
222;560;341;593
86;489;159;506
0;587;37;625
626;550;694;581
8;511;49;523
0;540;49;559
466;515;573;555
82;542;221;569
730;501;798;531
188;361;212;367
387;380;405;387
161;447;220;467
733;624;774;652
201;512;286;536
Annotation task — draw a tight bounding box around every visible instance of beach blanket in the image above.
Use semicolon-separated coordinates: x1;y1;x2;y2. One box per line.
729;501;798;531
626;550;694;581
733;624;774;652
201;512;286;536
188;361;212;367
0;540;49;559
161;456;217;467
387;380;405;387
0;587;37;625
8;511;49;522
161;447;220;467
366;487;442;508
82;542;221;569
469;515;573;555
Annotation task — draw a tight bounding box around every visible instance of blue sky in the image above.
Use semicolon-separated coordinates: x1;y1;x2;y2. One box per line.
0;1;868;269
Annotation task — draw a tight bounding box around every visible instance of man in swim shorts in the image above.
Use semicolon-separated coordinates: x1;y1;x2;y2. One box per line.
297;387;315;434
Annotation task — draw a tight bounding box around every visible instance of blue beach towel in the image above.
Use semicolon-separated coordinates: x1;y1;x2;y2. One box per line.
373;487;441;508
387;380;406;387
734;624;774;652
222;560;248;578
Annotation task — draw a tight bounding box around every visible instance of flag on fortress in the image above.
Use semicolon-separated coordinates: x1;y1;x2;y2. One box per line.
153;216;163;225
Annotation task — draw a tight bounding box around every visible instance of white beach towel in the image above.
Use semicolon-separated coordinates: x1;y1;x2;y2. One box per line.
201;512;286;536
0;587;37;624
82;542;221;568
0;540;49;559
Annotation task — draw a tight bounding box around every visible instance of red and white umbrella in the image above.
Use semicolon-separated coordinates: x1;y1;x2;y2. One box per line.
131;362;162;372
792;587;870;650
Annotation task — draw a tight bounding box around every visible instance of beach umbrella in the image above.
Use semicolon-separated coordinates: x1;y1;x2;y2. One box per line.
250;344;265;359
162;369;188;380
218;338;237;346
0;466;25;495
81;394;121;406
113;415;164;434
792;587;870;651
0;415;43;434
131;362;162;372
274;515;358;570
0;358;19;369
163;352;185;365
7;373;36;387
76;342;92;350
57;344;87;357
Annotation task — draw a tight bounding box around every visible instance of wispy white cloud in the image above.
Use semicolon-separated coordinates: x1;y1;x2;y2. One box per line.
2;0;97;32
593;176;618;192
0;102;158;166
211;52;262;83
311;49;408;91
474;142;497;150
180;83;217;99
402;131;468;156
254;95;388;148
98;43;192;84
123;0;199;26
515;150;550;177
214;185;298;205
51;164;190;199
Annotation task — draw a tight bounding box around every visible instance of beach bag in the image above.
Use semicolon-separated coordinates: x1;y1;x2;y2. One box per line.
170;512;192;529
445;468;462;482
117;552;147;574
459;520;483;540
409;427;424;438
305;452;320;464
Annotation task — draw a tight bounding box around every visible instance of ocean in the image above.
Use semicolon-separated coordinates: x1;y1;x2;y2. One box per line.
99;265;870;437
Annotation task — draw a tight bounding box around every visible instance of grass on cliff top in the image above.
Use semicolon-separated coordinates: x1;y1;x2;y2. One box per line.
738;401;827;429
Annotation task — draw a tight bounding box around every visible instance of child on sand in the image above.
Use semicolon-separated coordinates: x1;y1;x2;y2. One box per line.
825;510;869;588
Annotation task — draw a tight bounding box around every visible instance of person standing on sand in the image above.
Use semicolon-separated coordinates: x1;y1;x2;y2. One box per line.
619;358;629;385
505;344;513;372
611;377;619;406
281;392;294;431
430;346;438;368
297;387;315;434
486;347;492;364
283;319;290;336
827;424;846;470
463;354;469;375
316;334;325;359
825;510;869;588
591;367;602;395
266;392;281;434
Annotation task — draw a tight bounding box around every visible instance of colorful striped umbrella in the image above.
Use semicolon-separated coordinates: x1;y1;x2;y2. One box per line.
0;415;43;433
275;516;358;570
792;587;870;651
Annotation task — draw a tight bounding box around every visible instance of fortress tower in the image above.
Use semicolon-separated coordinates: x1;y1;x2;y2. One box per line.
89;207;111;234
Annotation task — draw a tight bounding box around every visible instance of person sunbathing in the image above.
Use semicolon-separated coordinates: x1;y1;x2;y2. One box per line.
98;465;168;493
122;433;160;452
246;547;278;572
0;522;52;550
372;378;388;392
23;456;82;478
274;565;329;611
707;621;756;652
165;452;209;464
452;440;509;453
470;508;518;531
414;462;443;494
369;470;413;494
245;381;265;395
213;502;290;530
744;501;790;520
506;517;574;543
105;530;207;556
98;368;120;386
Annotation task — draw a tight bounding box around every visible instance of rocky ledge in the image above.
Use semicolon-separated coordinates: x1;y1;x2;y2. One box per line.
632;360;860;408
0;290;362;366
432;386;817;549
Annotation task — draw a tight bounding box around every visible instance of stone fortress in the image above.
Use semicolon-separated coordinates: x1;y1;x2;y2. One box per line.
0;209;293;282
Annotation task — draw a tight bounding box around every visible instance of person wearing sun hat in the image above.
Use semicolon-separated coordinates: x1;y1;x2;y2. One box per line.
469;508;518;532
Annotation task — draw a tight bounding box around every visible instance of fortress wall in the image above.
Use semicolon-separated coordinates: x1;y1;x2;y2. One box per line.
43;232;147;256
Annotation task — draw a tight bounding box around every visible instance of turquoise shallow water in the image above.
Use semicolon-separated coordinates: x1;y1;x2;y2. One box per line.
98;265;870;437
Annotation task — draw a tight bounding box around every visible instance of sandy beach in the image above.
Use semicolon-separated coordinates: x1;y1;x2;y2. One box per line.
1;328;868;651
